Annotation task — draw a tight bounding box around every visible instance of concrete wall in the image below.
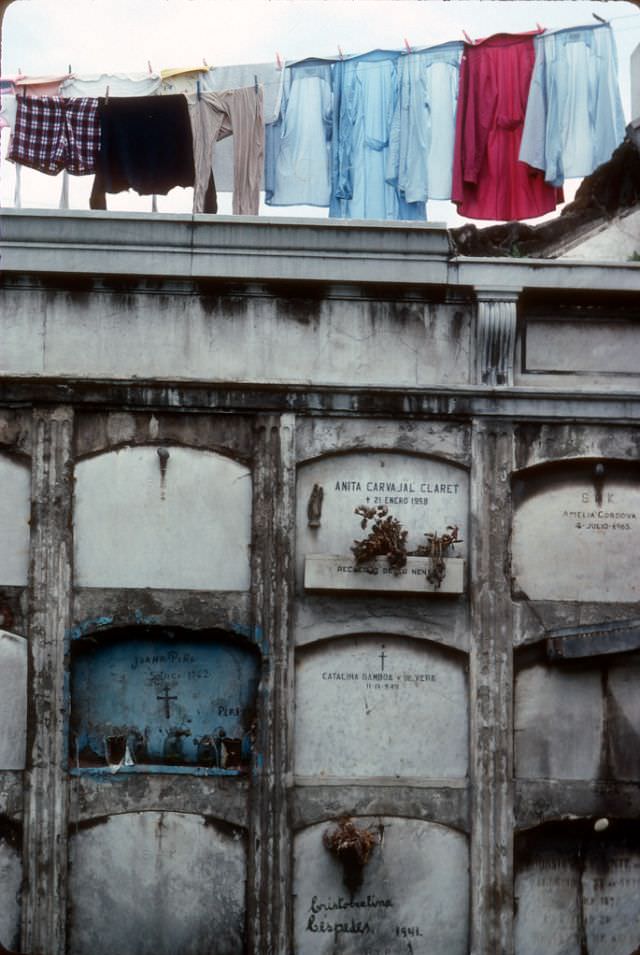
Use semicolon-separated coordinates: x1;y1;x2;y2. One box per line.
0;214;639;955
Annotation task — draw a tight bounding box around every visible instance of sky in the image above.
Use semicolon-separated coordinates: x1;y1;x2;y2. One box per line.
1;0;639;224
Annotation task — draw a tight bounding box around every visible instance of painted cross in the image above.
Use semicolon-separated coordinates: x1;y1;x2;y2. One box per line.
157;685;178;718
379;646;386;671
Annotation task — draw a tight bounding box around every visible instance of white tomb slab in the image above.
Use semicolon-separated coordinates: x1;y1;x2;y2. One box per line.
515;665;603;780
294;816;469;955
295;635;468;779
0;630;27;770
74;446;252;590
515;833;640;955
514;852;581;955
0;454;30;587
68;811;246;955
0;831;21;952
512;474;640;602
297;452;468;588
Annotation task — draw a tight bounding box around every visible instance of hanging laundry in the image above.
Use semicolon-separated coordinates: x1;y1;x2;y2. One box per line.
14;74;67;97
60;72;162;98
0;78;16;128
519;23;626;187
330;49;426;221
265;59;333;207
200;62;282;194
187;86;264;215
0;91;17;129
90;95;194;209
7;95;100;175
452;32;562;221
387;40;464;203
159;66;209;95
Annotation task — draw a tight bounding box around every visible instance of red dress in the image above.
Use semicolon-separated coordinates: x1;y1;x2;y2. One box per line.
452;31;563;221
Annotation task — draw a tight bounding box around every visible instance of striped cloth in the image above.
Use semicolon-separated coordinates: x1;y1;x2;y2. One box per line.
8;96;100;175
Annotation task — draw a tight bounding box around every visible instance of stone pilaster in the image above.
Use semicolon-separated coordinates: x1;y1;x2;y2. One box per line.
469;420;515;954
247;413;296;954
22;407;74;955
475;288;522;387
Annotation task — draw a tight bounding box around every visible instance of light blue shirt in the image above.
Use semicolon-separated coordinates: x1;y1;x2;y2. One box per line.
265;59;333;207
387;41;464;203
519;23;626;187
330;49;426;221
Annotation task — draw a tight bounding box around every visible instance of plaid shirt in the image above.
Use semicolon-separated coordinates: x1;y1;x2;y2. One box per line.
8;96;100;175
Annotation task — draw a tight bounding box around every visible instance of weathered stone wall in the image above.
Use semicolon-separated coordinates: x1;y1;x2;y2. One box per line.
0;214;639;955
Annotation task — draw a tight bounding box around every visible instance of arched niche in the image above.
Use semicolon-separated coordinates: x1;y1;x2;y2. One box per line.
515;649;640;783
296;450;468;588
74;445;251;590
68;811;246;955
0;819;21;953
70;627;259;772
512;459;640;602
0;453;30;587
295;634;468;779
294;816;469;955
514;819;640;955
0;630;27;770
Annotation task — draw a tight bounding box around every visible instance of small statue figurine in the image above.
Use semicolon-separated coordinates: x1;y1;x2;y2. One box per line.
307;483;324;528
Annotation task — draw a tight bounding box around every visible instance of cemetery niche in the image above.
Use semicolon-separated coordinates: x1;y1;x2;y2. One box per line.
514;819;640;955
515;643;640;782
297;452;468;594
295;634;468;779
294;816;469;955
70;627;259;772
0;630;27;770
511;458;640;602
0;819;21;954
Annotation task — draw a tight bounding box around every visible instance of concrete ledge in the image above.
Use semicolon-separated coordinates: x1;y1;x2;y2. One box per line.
0;209;452;285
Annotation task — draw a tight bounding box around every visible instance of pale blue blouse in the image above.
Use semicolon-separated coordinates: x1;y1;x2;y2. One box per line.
387;41;464;203
519;23;626;187
265;59;333;207
330;49;426;220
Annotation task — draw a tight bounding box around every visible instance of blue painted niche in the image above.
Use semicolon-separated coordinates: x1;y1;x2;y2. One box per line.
70;628;259;773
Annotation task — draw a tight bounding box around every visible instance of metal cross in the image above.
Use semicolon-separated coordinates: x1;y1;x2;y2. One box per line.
379;646;386;671
157;685;178;719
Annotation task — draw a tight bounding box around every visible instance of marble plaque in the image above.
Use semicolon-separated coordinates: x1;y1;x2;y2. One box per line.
0;454;30;587
74;446;251;590
294;817;469;955
512;466;640;602
0;631;27;770
304;555;465;594
297;453;468;586
295;636;468;779
0;827;21;953
68;811;246;955
525;319;640;375
515;665;603;780
515;826;640;955
71;634;258;769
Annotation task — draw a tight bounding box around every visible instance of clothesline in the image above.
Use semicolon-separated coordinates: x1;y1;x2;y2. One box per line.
0;19;631;224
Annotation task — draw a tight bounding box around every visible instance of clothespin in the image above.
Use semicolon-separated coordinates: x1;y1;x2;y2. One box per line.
105;85;110;103
254;74;259;94
403;38;412;54
202;57;209;69
338;45;344;60
275;52;283;71
196;79;201;101
462;30;473;44
592;13;607;24
68;64;72;74
147;59;153;73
